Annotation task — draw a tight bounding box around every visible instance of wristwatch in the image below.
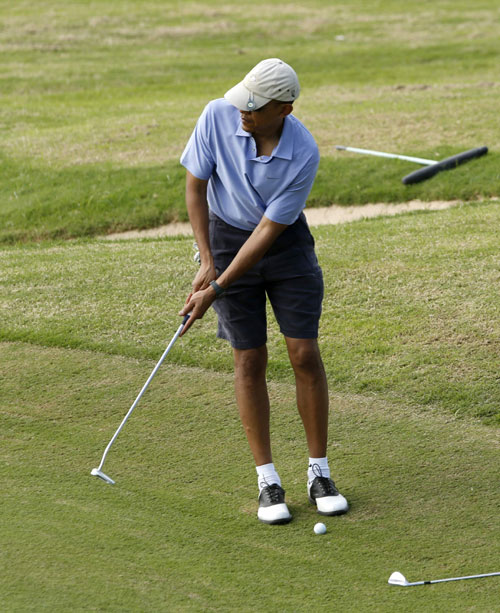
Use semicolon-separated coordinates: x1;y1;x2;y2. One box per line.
209;280;226;298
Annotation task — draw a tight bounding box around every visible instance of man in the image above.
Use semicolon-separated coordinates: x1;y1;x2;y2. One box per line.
179;58;348;524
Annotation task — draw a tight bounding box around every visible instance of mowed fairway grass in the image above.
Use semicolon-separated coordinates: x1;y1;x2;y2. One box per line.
1;0;500;611
1;204;499;612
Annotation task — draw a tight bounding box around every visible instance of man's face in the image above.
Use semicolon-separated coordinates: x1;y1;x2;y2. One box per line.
239;100;292;136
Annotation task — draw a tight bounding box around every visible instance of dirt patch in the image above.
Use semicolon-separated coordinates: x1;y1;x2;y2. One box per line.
102;200;462;240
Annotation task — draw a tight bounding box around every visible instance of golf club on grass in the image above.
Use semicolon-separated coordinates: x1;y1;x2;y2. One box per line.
335;145;488;185
91;313;190;485
388;570;500;587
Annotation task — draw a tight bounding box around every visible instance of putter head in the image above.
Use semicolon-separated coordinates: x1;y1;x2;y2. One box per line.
91;468;115;485
388;572;409;586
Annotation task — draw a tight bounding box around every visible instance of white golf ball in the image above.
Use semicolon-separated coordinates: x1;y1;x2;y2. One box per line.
314;522;327;535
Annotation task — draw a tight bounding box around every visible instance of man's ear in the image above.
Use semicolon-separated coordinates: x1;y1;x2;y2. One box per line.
281;104;293;117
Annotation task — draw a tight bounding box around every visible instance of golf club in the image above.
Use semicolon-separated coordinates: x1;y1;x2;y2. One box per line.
335;145;488;184
388;570;500;587
193;241;201;264
336;145;435;166
91;313;190;485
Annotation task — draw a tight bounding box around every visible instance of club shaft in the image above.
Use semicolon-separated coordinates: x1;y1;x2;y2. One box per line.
405;572;500;586
427;572;500;585
336;145;436;166
96;317;188;472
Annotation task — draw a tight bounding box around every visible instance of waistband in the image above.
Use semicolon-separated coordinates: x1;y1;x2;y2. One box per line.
209;211;312;253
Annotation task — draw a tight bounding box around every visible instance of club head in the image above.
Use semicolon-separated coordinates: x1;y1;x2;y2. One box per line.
388;571;409;586
91;468;115;485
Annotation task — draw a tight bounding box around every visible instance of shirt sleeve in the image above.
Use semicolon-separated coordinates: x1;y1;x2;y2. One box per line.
264;149;320;226
180;103;216;180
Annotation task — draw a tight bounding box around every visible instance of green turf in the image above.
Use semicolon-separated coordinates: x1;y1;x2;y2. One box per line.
1;342;498;612
1;0;499;242
1;2;499;610
1;152;498;244
1;203;498;425
1;204;499;610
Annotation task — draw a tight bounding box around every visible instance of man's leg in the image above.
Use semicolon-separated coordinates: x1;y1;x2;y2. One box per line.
233;344;291;524
285;336;349;516
284;337;328;457
233;345;272;465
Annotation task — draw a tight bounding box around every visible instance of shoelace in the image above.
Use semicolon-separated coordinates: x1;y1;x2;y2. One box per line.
259;476;270;491
313;476;338;496
260;483;283;503
311;463;324;479
310;463;338;494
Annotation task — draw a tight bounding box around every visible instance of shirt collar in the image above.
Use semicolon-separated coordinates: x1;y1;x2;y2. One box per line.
235;123;251;138
235;116;294;161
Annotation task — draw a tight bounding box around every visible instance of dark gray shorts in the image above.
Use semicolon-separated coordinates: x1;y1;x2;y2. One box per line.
209;212;324;349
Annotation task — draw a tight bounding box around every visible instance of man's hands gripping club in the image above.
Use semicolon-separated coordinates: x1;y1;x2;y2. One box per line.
179;171;288;335
179;259;218;335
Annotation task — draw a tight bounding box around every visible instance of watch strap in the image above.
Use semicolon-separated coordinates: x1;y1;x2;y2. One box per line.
209;280;226;298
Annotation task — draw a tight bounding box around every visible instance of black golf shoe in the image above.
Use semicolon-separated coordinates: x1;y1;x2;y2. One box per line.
257;484;292;524
308;476;349;516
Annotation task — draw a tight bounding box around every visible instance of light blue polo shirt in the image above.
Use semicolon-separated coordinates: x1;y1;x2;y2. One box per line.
180;98;320;231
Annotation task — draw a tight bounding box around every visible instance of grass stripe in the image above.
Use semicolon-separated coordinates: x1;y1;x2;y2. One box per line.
1;341;498;611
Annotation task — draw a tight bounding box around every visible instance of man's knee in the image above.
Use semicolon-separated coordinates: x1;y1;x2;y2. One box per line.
234;345;268;381
286;339;323;374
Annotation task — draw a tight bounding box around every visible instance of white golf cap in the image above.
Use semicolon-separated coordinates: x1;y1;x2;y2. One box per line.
224;58;300;111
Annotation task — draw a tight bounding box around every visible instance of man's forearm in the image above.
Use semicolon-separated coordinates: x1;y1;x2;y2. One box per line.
179;213;288;333
185;173;213;266
216;216;287;290
187;198;212;266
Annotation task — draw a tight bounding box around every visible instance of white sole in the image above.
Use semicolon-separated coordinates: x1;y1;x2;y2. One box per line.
309;494;349;516
258;503;292;525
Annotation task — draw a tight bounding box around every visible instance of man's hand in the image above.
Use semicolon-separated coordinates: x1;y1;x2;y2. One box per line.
179;285;216;335
191;261;216;293
178;215;287;336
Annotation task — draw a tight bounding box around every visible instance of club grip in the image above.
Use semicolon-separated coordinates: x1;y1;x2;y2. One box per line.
402;164;440;185
402;146;488;185
437;146;488;170
182;313;190;325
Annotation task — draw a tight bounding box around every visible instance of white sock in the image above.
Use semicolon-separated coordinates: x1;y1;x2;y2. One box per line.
256;463;281;492
308;457;330;484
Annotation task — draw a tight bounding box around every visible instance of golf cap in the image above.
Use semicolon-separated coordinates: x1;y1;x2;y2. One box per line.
224;58;300;111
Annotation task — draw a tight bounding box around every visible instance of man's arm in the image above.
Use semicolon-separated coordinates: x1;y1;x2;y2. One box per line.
185;171;216;293
180;214;287;334
215;215;287;289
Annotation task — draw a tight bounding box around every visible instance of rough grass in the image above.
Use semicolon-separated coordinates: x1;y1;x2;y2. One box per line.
1;152;498;243
1;0;499;242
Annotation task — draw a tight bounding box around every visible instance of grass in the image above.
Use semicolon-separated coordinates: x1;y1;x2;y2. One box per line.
1;0;499;242
1;204;499;609
1;152;498;244
1;1;499;610
0;155;187;242
1;202;498;425
1;341;498;612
